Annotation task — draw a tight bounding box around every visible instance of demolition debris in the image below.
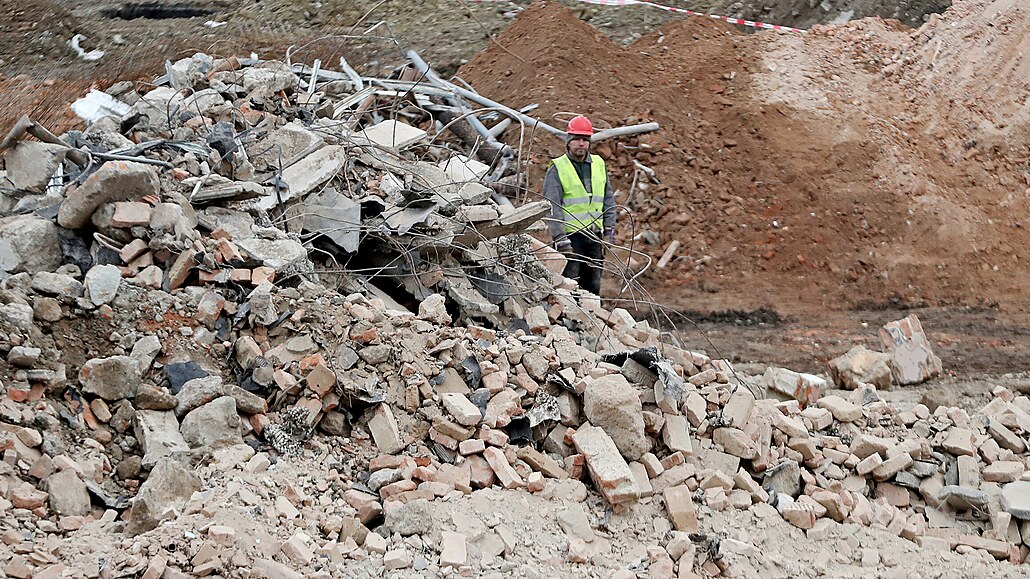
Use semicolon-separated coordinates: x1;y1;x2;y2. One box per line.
0;44;1026;579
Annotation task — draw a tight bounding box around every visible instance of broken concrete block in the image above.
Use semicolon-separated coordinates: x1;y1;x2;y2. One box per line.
816;395;863;423
828;345;893;390
661;414;693;455
180;397;243;449
2;141;66;192
0;215;62;276
879;314;942;385
357;119;427;150
572;423;639;505
58;161;160;229
84;264;122;306
46;469;90;516
582;374;648;461
441;393;482;426
135;410;190;468
125;457;202;535
79;356;142;400
255;145;348;210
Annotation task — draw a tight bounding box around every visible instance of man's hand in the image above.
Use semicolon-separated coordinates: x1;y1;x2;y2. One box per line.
555;239;572;254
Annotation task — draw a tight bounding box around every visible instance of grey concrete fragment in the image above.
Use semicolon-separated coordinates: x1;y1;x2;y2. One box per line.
58;161;160;229
134;410;190;468
46;469;90;516
84;264;122;306
0;216;62;276
79;356;142;400
124;457;201;535
583;374;648;461
180;396;243;449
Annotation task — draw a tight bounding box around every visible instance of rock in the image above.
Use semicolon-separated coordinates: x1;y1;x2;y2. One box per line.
417;293;450;325
760;367;826;406
936;485;988;510
79;356;142;400
827;345;893;390
83;264;122;305
179;397;243;448
7;346;41;368
30;272;83;298
0;215;62;276
135;385;179;411
879;314;942;385
134;410;190;467
1001;481;1030;520
582;374;648;461
2;141;66;192
0;302;33;332
58;161;160;229
124;457;202;535
235;237;309;271
762;460;801;498
46;469;90;516
983;461;1023;483
383;499;436;536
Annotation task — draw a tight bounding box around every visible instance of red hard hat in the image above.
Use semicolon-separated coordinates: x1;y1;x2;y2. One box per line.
566;115;594;137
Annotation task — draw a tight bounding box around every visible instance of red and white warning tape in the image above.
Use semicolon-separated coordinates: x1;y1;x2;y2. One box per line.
471;0;803;33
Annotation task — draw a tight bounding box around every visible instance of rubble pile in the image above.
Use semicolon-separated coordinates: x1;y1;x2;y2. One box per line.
0;50;1026;578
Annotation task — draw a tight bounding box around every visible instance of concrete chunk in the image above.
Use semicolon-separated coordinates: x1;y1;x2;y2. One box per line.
879;314;942;385
663;485;698;532
58;161;160;229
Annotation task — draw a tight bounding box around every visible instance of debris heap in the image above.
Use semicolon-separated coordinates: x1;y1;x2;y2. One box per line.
0;50;1026;578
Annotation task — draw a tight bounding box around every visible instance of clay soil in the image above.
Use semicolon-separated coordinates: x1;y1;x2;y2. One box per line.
1;0;1028;378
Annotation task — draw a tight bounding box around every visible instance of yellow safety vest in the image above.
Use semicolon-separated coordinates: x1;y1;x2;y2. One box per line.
552;154;606;234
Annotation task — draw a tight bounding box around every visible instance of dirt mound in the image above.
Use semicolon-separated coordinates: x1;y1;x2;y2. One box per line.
458;0;1029;317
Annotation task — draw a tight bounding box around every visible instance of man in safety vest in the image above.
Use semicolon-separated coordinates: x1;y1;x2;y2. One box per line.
542;115;615;296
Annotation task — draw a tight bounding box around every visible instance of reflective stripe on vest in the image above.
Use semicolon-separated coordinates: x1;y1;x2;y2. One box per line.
552;154;606;234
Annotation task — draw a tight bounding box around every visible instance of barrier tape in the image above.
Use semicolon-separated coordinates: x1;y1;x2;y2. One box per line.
471;0;803;33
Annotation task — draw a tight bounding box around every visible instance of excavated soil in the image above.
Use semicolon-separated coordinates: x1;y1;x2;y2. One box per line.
457;1;1029;320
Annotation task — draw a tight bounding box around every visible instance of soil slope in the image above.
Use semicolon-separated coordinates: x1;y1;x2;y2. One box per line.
457;0;1029;317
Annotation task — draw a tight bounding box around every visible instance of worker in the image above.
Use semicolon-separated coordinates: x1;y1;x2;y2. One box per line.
542;115;615;296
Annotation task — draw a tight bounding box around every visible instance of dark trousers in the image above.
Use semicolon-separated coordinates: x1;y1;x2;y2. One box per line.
562;231;604;295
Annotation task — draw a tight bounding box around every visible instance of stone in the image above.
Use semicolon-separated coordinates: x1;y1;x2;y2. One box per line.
180;397;243;449
558;504;595;542
879;314;942;385
663;485;698;532
79;356;141;400
368;404;404;454
84;264;122;306
1001;481;1030;519
582;374;648;461
0;216;62;276
2;141;66;192
762;460;801;497
58;161;160;229
235;237;309;271
440;531;468;568
714;427;757;460
130;335;163;370
110;201;152;227
135;384;179;411
417;293;450;325
46;469;89;516
31;272;83;298
125;457;202;535
827;345;893;390
572;423;639;505
7;346;41;368
936;485;988;510
384;549;412;570
816;395;862;423
760;367;826;406
281;533;314;565
383;499;436;536
441;393;482;426
134;410;190;467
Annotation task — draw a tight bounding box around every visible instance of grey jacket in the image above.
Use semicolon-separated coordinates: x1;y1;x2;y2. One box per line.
541;154;616;244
